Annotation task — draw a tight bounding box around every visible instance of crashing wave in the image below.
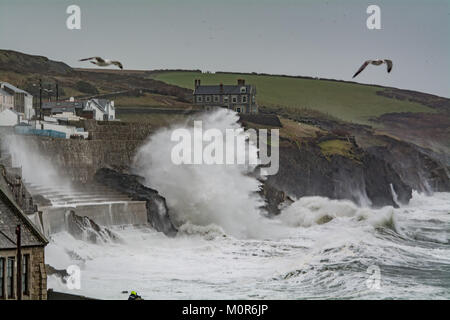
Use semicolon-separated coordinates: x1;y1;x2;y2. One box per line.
278;196;397;231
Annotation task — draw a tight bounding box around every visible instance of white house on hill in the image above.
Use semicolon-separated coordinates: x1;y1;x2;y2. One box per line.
84;99;115;121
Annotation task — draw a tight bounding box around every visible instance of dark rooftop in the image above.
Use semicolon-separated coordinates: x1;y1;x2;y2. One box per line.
50;107;76;114
42;101;85;109
0;182;48;249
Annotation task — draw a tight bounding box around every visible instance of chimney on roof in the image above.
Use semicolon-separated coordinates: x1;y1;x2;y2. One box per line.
220;83;224;93
237;79;245;86
195;79;201;88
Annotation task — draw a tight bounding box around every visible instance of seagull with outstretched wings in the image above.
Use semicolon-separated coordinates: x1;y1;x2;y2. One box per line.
79;56;123;70
353;59;393;78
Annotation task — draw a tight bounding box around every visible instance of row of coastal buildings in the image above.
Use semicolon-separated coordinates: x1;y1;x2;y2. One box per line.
0;82;49;300
0;82;118;300
0;78;260;301
0;82;116;139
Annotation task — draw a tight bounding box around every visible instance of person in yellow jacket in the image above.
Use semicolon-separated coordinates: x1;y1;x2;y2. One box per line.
128;291;143;300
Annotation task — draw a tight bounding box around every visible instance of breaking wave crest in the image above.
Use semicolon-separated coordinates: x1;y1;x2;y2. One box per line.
133;109;274;239
278;196;398;230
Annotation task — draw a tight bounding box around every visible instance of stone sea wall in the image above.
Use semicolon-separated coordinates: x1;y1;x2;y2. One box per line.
16;120;155;183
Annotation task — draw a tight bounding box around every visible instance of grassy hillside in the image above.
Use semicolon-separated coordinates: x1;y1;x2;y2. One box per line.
151;71;435;125
0;50;73;75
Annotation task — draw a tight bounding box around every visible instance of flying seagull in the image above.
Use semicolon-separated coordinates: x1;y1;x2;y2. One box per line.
352;59;393;78
79;57;123;70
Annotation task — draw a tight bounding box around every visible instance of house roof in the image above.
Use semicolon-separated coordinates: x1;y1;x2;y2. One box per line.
51;107;76;114
0;88;13;96
42;101;85;110
0;181;48;249
0;82;31;96
194;84;254;95
89;99;112;112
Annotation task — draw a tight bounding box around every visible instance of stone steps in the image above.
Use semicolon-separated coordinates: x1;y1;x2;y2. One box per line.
25;182;134;207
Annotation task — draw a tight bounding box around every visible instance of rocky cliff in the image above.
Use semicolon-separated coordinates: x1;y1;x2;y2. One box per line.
94;168;177;236
263;137;412;212
5;114;449;217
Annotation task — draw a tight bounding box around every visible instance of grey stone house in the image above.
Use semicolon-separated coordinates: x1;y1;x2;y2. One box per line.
193;79;258;114
0;185;48;300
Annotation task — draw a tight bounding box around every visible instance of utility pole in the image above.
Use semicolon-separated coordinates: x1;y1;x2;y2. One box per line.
39;79;42;121
56;81;59;101
16;224;22;301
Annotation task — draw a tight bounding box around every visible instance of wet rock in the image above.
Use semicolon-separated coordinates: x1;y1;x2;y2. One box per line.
46;264;69;281
264;140;412;209
94;168;177;236
259;182;293;215
364;139;450;193
66;210;119;243
33;194;52;207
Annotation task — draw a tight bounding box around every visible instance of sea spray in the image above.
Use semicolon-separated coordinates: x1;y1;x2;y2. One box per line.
45;192;450;299
3;134;72;190
278;196;397;230
133;109;280;239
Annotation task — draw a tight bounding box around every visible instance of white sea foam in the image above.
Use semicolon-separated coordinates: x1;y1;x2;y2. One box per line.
133;109;279;239
45;191;450;300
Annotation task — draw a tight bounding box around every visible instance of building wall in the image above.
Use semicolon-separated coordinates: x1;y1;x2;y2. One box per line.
0;109;20;127
24;95;34;120
0;93;14;112
107;101;116;120
0;246;47;300
13;93;25;114
193;91;258;114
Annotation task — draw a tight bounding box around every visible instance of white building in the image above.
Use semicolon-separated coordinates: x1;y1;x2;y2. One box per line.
0;108;22;127
0;82;34;119
84;99;115;121
0;88;14;112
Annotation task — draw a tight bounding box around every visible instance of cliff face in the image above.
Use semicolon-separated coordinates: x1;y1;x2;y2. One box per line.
6;115;448;216
94;168;177;236
263;138;412;213
364;142;450;193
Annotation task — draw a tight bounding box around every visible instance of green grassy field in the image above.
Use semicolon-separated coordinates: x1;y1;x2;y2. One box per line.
151;71;435;125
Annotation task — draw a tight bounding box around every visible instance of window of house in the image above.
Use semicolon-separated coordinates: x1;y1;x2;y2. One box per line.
22;255;29;296
223;96;229;103
7;257;14;299
0;258;4;299
240;87;247;93
205;95;211;102
242;95;248;103
236;107;241;113
197;95;203;103
232;96;237;103
213;95;219;103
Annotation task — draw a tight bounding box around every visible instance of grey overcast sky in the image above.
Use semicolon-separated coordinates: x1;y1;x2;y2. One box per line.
0;0;449;97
